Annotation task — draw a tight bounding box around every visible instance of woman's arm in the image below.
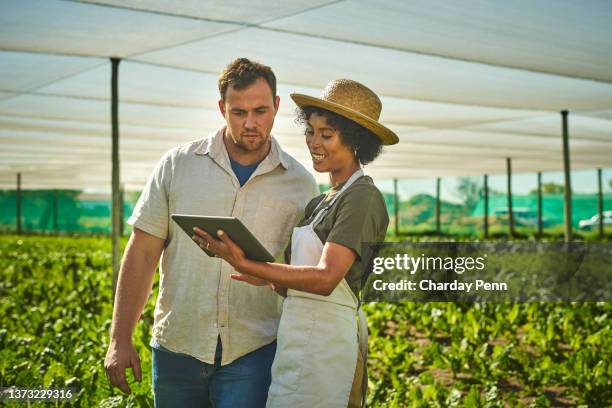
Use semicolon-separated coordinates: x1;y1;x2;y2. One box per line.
193;228;356;296
269;283;288;297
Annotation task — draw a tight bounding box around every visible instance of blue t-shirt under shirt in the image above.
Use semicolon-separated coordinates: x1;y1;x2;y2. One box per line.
229;157;261;186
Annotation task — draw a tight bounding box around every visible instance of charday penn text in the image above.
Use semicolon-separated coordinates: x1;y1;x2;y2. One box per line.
372;279;508;293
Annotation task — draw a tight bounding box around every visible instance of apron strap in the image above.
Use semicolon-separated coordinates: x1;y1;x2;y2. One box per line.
310;168;364;228
311;168;365;308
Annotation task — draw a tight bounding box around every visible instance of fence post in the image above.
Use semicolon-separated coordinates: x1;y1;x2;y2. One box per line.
561;110;572;242
16;173;22;235
435;177;441;235
119;184;125;236
483;174;489;239
597;168;603;239
537;172;543;237
111;57;122;300
507;158;514;237
393;178;399;236
53;189;59;233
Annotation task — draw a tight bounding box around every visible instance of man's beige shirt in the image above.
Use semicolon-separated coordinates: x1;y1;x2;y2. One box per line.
128;127;318;365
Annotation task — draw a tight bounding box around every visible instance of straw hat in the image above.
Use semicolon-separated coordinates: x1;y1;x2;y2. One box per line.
290;79;399;145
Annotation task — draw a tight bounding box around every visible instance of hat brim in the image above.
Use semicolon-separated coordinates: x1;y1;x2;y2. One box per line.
290;93;399;145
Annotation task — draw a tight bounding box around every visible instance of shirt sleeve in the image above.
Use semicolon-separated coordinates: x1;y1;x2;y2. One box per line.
127;150;173;240
326;185;389;259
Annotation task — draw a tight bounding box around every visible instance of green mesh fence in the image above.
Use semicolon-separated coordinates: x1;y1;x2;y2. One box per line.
0;190;137;234
385;171;612;237
1;170;610;237
471;193;612;234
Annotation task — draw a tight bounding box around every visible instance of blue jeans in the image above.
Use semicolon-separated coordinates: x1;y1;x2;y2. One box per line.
152;338;276;408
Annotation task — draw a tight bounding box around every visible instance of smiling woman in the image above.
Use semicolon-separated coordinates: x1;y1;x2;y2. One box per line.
298;106;383;172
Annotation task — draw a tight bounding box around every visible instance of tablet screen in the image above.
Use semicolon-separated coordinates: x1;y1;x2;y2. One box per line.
171;214;275;262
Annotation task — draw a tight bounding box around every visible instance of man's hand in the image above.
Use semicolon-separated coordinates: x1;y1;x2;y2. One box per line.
104;228;162;394
104;340;142;394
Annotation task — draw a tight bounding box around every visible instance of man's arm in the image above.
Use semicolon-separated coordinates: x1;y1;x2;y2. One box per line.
104;227;165;394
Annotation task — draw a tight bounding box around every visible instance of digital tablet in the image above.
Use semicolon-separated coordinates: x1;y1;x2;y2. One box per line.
171;214;275;262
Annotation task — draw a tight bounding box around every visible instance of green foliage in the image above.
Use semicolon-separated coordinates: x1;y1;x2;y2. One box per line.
399;194;464;230
455;177;483;213
528;183;565;195
0;236;155;407
364;302;611;407
1;236;610;406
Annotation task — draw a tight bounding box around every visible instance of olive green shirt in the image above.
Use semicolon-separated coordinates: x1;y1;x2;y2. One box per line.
289;175;389;295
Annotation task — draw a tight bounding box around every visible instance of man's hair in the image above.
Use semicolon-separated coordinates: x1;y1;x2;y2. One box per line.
218;58;277;102
296;106;383;166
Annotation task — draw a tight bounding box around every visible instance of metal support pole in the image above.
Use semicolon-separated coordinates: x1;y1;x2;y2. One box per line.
597;168;603;239
393;178;399;236
119;184;125;236
483;174;489;239
53;189;59;233
16;173;21;235
561;110;572;242
111;58;121;299
537;172;543;237
435;177;441;234
507;158;514;237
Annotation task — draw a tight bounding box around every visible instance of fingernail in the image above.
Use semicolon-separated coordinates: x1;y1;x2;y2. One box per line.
217;230;224;236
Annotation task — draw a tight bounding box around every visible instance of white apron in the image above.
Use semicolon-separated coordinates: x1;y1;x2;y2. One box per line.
267;169;369;408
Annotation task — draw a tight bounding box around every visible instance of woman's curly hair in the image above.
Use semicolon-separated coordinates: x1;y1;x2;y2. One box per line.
296;106;383;166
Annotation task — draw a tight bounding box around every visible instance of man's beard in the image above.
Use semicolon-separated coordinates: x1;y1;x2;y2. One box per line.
233;133;268;152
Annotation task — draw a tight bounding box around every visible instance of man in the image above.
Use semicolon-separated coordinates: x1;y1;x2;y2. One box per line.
104;58;318;407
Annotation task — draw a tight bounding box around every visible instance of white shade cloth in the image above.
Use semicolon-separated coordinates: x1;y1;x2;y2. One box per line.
1;0;611;189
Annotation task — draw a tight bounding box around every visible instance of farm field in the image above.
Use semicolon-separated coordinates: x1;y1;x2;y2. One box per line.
0;235;610;407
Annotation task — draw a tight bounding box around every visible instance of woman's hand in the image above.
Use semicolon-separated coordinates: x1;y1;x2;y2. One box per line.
191;227;269;287
231;273;270;287
192;227;246;269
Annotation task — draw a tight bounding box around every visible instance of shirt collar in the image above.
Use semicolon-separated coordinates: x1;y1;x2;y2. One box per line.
195;126;289;170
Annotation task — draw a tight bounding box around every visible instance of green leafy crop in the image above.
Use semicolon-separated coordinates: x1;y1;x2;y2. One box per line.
0;236;610;407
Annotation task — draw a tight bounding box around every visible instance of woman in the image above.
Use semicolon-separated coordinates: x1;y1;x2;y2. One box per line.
193;79;398;407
